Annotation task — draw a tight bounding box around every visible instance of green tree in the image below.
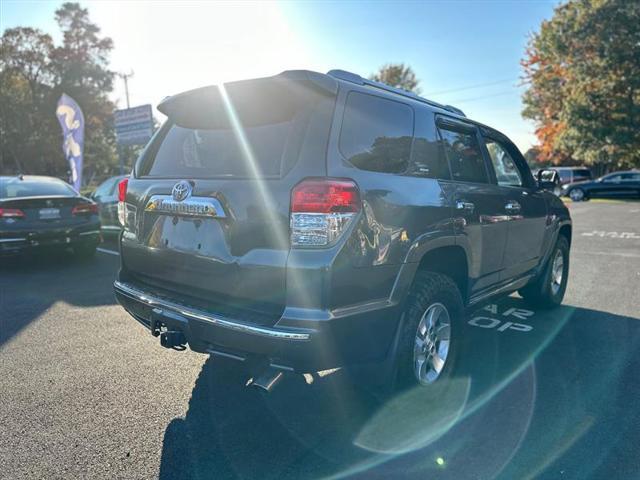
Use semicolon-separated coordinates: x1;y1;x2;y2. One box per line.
0;28;57;174
522;0;640;169
523;146;547;169
0;2;118;180
370;63;421;94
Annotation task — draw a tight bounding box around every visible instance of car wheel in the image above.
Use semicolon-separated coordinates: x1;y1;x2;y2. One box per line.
74;244;97;259
397;271;464;388
519;235;570;309
569;188;586;202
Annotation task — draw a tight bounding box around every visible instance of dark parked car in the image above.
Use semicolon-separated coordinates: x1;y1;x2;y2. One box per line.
91;175;127;234
562;170;640;201
553;166;593;186
114;70;571;391
0;175;100;257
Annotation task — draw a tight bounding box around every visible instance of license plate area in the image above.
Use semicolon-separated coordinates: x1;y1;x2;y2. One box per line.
39;208;61;220
145;215;228;257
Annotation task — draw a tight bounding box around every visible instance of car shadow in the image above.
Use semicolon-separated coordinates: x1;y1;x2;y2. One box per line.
0;248;118;347
159;297;640;479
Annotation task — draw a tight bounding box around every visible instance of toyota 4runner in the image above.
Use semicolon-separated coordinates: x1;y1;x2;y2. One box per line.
114;69;571;389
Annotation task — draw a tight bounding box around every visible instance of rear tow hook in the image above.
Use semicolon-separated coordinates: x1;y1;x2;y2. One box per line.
159;331;187;351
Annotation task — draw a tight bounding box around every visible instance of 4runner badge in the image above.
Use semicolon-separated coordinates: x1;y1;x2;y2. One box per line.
172;181;192;202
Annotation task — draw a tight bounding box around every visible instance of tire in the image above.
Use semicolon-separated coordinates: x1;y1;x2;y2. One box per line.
519;235;569;309
74;243;97;259
569;188;587;202
397;271;464;388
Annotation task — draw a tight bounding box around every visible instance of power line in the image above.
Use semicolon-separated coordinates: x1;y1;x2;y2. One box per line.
450;90;521;105
424;78;519;97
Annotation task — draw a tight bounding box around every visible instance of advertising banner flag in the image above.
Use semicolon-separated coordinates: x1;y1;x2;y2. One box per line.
56;94;85;191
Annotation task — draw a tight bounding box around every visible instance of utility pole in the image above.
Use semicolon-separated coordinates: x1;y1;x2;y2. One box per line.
118;70;134;109
117;70;134;174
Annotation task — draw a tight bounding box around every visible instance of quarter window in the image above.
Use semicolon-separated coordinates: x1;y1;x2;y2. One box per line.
339;92;414;174
484;139;523;187
411;133;450;180
438;126;488;183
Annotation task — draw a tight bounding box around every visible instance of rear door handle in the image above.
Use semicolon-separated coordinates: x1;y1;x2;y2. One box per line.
456;200;475;214
505;201;521;213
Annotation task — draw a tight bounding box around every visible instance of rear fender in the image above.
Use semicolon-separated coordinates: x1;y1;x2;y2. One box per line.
390;233;462;305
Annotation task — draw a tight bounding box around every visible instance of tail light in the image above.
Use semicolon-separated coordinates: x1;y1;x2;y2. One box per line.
117;177;129;226
290;178;360;247
72;203;99;215
0;208;25;219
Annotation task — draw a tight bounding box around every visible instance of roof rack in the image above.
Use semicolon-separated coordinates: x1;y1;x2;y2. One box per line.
327;69;465;117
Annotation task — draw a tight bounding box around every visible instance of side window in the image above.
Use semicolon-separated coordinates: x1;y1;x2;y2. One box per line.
438;126;488;183
339;92;414;174
558;170;571;182
484;139;523;187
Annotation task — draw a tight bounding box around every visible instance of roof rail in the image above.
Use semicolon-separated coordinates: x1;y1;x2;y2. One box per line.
327;69;465;117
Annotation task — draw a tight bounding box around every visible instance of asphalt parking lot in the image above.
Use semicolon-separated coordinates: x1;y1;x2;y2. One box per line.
1;200;639;480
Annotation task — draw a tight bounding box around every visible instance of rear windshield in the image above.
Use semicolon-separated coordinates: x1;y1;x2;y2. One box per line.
142;79;329;178
1;179;76;198
148;121;292;178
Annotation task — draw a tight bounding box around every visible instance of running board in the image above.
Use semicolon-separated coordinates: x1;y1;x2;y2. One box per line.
468;274;533;306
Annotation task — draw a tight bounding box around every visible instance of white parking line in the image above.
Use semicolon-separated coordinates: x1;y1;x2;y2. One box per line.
572;250;640;258
97;247;120;256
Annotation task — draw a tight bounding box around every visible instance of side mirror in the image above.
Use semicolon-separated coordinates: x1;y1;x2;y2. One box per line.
537;169;560;191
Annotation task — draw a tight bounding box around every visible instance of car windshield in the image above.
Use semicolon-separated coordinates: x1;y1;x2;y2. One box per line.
599;173;620;181
0;178;76;198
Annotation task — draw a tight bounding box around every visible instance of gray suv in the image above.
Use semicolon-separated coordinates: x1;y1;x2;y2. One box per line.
114;70;571;390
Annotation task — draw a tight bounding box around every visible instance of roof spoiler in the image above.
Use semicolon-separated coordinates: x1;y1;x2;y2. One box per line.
158;70;337;117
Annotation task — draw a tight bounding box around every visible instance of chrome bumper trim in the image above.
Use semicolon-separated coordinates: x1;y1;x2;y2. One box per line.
144;194;227;218
114;280;311;341
0;238;27;243
79;230;101;236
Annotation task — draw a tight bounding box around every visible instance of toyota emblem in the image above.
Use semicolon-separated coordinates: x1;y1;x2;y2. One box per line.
172;180;192;202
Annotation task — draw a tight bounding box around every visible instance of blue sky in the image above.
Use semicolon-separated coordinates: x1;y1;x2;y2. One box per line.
1;0;559;152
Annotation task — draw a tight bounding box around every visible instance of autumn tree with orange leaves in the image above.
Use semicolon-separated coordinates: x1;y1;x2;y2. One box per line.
522;0;640;169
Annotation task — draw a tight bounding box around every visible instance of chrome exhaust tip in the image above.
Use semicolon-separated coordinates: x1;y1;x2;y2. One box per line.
250;368;284;393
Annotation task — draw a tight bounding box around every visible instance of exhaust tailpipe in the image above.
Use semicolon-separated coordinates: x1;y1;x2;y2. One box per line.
250;368;284;393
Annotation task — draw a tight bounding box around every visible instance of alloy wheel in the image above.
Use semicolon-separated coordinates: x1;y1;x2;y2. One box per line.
550;248;565;296
413;302;451;385
569;188;584;201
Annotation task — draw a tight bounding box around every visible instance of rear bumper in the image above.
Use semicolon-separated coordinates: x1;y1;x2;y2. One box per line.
0;225;100;254
114;279;400;372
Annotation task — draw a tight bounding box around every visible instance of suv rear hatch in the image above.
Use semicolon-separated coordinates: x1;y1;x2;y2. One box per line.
120;72;336;324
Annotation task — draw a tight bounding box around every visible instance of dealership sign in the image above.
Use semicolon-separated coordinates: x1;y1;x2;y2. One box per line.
114;104;153;146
